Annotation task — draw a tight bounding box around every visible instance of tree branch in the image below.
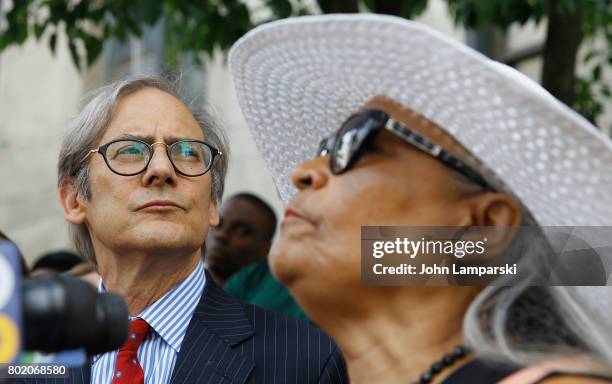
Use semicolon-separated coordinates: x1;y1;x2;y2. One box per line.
541;0;583;107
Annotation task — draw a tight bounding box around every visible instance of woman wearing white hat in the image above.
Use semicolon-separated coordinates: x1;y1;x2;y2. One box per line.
229;14;612;384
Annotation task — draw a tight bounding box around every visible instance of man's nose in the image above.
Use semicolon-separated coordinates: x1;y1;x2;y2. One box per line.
142;142;177;187
291;156;330;191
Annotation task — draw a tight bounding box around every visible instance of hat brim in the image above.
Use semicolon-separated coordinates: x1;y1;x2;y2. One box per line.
229;14;612;226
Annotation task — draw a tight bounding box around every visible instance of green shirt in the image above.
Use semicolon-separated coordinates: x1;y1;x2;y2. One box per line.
224;260;308;320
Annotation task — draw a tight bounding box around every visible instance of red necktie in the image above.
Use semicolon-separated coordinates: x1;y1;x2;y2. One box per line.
112;319;149;384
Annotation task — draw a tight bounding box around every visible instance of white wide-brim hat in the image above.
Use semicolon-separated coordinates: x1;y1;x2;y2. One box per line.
229;13;612;226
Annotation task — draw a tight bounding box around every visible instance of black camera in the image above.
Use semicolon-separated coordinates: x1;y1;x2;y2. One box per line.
22;274;128;355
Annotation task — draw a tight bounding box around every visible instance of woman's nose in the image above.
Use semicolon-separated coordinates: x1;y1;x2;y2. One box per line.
290;156;330;191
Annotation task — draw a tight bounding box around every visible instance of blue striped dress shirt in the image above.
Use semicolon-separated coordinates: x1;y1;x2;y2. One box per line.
91;260;206;384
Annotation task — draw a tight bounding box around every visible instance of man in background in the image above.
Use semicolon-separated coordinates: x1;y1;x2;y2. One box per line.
205;193;273;285
30;250;81;276
205;193;307;319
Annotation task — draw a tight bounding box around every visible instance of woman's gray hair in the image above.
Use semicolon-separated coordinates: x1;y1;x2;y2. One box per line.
463;207;612;370
58;75;229;264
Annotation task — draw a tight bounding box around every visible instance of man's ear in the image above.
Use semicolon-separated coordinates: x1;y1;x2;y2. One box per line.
59;178;87;225
208;200;220;227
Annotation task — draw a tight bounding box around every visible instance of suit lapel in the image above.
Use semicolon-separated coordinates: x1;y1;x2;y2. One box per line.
67;360;91;384
170;271;255;384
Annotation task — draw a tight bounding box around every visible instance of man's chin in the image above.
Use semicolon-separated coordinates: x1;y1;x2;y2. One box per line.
132;226;201;254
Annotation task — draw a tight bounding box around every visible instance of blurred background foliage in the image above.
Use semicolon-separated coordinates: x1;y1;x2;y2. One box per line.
1;0;610;128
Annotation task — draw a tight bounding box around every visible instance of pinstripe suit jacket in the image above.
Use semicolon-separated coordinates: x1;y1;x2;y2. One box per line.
10;270;348;384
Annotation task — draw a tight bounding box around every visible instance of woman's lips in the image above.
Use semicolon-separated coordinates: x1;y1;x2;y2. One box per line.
281;206;315;230
284;207;303;219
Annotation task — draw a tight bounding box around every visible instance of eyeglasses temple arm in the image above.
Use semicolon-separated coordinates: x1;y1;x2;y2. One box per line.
82;149;98;162
384;118;490;189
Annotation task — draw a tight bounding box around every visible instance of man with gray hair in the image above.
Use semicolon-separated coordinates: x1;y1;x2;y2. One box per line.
25;76;347;384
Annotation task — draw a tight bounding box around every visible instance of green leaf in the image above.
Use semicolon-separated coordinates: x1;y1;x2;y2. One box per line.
362;0;375;11
68;40;81;71
102;22;112;39
0;33;8;50
34;24;46;40
583;49;599;63
139;0;162;25
85;38;103;67
48;32;57;55
593;65;601;81
114;23;128;42
126;18;143;38
401;0;428;18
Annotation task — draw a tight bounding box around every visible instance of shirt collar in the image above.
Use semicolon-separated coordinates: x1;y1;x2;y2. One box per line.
97;260;206;354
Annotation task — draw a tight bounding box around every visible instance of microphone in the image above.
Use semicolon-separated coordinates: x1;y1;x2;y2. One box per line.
22;275;129;355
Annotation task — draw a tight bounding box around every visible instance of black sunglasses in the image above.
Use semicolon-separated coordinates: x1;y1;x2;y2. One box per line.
317;108;490;189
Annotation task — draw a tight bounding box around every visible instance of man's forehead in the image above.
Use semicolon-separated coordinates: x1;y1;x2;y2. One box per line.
116;86;185;109
108;132;204;144
223;198;257;215
101;88;204;142
222;198;267;221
